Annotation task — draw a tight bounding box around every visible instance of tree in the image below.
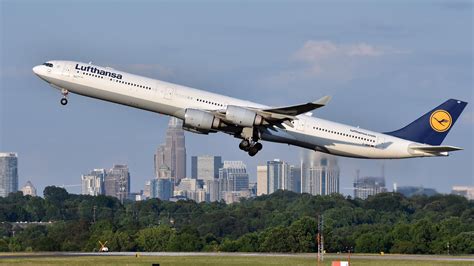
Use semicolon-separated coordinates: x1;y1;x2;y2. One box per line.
136;225;175;251
288;216;317;252
450;232;474;254
260;226;294;252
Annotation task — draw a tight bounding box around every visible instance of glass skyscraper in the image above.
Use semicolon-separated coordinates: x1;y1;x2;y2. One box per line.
301;151;339;195
0;152;18;197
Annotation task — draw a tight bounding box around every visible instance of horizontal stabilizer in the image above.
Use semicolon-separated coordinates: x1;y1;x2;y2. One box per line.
410;145;463;153
263;95;331;116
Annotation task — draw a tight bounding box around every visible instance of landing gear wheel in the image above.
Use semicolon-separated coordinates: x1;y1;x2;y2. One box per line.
248;146;259;157
254;142;263;151
239;139;251;151
60;98;68;105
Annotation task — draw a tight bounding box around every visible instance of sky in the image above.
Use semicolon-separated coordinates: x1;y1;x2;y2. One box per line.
0;1;472;196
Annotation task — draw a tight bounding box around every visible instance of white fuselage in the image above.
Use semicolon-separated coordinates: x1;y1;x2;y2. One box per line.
32;60;436;159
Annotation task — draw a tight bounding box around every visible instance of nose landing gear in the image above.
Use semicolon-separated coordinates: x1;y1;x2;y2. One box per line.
60;89;69;106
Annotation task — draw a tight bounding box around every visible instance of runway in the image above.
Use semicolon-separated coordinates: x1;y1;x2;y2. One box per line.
1;252;473;262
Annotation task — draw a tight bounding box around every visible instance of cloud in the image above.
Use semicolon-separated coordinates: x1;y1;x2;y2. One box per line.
293;40;385;62
261;40;408;86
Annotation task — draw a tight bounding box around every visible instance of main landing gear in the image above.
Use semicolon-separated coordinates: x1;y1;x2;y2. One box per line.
238;127;263;156
60;89;69;106
239;139;263;157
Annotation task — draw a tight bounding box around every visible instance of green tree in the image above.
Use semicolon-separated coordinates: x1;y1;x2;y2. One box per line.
136;225;175;251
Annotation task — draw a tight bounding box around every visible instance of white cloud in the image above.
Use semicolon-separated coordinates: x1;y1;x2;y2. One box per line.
293;40;386;62
261;40;407;87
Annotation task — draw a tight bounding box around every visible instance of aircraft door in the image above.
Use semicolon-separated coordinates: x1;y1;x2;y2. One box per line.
295;119;306;132
164;88;174;100
376;136;385;148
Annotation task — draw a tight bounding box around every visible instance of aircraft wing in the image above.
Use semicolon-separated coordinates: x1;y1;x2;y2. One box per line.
211;95;331;128
409;145;463;153
261;95;331;116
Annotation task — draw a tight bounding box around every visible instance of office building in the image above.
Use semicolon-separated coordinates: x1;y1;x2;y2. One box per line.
219;161;249;193
267;159;291;194
290;165;301;193
105;164;130;202
451;186;474;200
154;117;186;184
191;155;222;181
151;178;174;200
0;152;18;197
249;182;257;197
143;180;151;199
81;168;106;196
222;190;251;204
301;151;339;195
257;165;268;196
150;164;174;201
354;176;387;199
204;179;220;202
21;180;37;196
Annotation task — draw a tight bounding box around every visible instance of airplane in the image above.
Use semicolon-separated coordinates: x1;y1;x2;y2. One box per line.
32;60;468;158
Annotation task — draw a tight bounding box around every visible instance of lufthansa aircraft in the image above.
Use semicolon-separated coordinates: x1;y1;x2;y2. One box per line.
33;61;467;158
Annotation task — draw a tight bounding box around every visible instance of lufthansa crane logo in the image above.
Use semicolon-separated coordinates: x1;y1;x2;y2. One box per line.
430;110;452;132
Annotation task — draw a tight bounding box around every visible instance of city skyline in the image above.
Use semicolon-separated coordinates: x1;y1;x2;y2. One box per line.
1;1;472;196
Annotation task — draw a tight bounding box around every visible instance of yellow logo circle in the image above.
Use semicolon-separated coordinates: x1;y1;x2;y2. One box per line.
430;110;452;132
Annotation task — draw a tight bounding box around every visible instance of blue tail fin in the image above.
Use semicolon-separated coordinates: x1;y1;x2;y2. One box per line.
385;99;468;145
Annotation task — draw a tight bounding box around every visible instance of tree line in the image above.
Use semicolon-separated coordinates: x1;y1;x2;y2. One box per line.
0;186;473;254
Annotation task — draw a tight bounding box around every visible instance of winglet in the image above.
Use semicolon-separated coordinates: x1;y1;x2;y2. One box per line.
313;95;332;106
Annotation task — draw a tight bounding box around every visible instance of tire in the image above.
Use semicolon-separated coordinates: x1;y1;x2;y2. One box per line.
60;98;68;105
254;142;263;151
248;146;259;156
239;139;250;150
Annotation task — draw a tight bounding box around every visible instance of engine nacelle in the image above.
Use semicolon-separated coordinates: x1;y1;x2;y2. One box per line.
184;109;221;131
226;105;264;127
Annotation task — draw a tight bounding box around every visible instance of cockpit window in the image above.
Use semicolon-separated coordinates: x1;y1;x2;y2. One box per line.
42;63;53;67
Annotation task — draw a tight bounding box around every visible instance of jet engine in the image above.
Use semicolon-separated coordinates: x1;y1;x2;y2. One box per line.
225;105;264;127
184;109;222;132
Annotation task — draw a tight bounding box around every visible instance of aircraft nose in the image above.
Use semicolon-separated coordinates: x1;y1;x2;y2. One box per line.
32;65;41;75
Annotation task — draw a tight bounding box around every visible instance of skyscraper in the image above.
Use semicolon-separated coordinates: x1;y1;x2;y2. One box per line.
204;179;220;202
257;165;268;196
219;161;249;198
105;164;130;203
290;165;301;193
150;165;174;201
0;152;18;197
154;117;186;184
353;176;387;199
81;168;106;196
21;180;37;197
151;178;174;201
191;155;222;181
267;159;291;194
301;151;339;195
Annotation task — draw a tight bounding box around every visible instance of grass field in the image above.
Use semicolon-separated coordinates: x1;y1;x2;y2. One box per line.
0;254;473;266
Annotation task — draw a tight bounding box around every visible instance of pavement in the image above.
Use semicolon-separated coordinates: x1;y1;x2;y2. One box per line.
1;252;473;262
